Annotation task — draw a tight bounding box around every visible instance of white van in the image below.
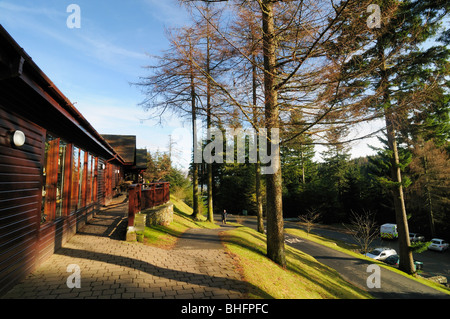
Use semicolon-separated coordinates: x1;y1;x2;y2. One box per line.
380;223;398;239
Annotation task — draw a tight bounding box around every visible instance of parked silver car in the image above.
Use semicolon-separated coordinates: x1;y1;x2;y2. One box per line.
366;248;397;260
409;233;425;242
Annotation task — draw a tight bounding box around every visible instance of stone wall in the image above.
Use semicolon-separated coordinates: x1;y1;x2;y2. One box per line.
126;201;173;242
143;202;174;227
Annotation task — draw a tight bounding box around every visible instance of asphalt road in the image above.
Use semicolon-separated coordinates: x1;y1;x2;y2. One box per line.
221;214;450;299
285;221;450;284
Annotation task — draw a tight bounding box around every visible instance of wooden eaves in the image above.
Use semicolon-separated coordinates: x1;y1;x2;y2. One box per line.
0;24;125;164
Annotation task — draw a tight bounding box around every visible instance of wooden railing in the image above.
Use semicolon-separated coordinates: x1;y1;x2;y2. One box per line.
141;182;170;209
128;182;170;227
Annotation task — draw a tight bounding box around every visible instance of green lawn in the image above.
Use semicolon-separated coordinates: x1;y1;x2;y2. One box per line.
141;195;373;299
141;195;218;249
221;226;372;299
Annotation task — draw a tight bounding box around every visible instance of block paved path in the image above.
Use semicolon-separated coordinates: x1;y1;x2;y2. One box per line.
1;200;248;299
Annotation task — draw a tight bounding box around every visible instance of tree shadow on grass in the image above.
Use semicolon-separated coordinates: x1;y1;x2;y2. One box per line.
220;227;372;299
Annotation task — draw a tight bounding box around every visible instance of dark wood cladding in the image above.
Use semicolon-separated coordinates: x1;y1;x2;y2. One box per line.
0;105;108;296
0;25;130;298
36;205;96;266
0;105;44;296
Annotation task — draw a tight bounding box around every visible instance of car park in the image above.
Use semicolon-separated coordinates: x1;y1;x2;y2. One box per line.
366;248;397;260
384;254;423;271
428;239;449;252
409;233;425;242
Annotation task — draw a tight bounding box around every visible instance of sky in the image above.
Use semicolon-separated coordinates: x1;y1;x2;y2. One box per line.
0;0;382;171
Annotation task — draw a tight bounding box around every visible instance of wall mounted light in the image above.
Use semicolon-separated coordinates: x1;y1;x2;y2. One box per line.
11;130;26;147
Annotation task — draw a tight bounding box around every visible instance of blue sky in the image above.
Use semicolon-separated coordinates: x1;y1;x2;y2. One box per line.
0;0;384;170
0;0;194;169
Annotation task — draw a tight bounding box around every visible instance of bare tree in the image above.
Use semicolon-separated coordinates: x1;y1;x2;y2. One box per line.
298;209;321;237
134;26;203;220
345;210;379;255
192;3;227;222
179;0;383;267
231;3;266;234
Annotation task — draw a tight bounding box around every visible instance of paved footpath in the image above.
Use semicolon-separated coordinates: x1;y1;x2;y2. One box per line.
1;202;248;299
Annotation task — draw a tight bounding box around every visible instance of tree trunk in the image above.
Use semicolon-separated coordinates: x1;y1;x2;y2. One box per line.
252;39;265;234
301;150;305;185
206;24;214;223
262;0;286;267
191;46;200;220
255;161;264;233
385;114;414;274
192;114;200;219
423;155;436;237
378;40;414;274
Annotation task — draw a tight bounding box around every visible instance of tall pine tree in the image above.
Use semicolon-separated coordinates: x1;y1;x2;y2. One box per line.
331;0;449;274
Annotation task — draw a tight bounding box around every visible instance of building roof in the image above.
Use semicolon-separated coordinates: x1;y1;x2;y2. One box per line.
101;135;137;165
0;24;125;164
136;149;148;169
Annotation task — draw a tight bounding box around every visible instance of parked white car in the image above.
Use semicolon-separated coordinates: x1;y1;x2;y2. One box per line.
366;248;397;260
428;239;449;252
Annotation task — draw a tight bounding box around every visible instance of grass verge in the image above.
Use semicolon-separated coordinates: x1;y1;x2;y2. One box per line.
141;195;218;249
220;226;373;299
140;195;373;298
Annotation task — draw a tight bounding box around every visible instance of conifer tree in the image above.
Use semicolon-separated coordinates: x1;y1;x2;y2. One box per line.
409;139;450;237
331;0;449;273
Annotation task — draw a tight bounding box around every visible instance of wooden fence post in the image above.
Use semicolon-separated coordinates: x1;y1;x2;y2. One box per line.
164;182;169;203
128;185;135;227
128;184;142;227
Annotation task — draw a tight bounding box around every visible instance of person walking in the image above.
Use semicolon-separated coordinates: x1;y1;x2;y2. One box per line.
221;209;227;225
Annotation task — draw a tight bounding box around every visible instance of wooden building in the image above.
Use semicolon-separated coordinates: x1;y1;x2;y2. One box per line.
102;135;148;183
0;25;129;295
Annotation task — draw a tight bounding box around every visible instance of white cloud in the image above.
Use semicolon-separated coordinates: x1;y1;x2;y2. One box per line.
0;1;148;76
74;96;144;129
313;118;385;162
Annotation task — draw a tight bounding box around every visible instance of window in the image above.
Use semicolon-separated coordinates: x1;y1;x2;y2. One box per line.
41;134;67;224
78;149;85;208
93;157;98;202
43;139;102;221
87;154;93;204
90;155;97;203
55;140;67;218
71;146;80;212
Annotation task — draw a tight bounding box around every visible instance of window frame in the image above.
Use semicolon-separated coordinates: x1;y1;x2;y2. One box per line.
41;136;101;226
41;135;72;224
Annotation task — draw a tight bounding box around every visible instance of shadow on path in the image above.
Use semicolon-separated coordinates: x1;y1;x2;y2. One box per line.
54;245;268;297
76;203;128;240
61;205;270;298
174;226;237;251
